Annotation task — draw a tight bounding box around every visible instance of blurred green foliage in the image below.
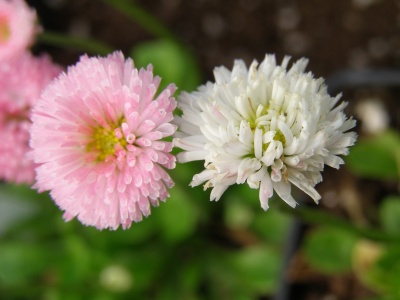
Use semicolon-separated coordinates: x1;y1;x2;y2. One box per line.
301;195;400;298
303;130;400;298
0;161;292;299
364;245;400;295
302;227;358;274
131;39;202;94
346;130;400;180
380;196;400;234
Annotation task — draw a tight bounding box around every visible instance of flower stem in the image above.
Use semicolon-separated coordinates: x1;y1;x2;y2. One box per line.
279;204;400;244
37;31;113;56
101;0;179;43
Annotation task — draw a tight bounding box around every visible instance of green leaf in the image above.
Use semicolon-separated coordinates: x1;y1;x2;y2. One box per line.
118;246;165;293
227;246;281;294
358;245;400;295
130;39;202;93
352;239;385;294
224;199;255;229
83;216;157;249
251;208;292;244
222;185;292;244
346;130;400;180
154;185;199;243
58;235;92;285
155;259;202;300
359;296;400;300
0;243;51;285
303;227;357;274
380;196;400;234
224;183;261;208
0;184;40;235
205;245;281;298
38;31;113;56
101;0;177;42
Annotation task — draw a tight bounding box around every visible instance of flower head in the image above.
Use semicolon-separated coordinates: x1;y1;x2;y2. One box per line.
0;0;39;61
174;55;357;209
0;52;61;184
30;51;177;230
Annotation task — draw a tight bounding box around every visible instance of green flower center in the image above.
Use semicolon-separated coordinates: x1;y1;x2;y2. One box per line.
273;130;286;144
252;103;287;146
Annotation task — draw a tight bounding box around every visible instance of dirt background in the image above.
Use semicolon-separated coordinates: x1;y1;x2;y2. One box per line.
26;0;400;299
29;0;400;78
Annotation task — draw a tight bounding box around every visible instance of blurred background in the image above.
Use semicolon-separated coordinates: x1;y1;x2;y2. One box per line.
29;0;400;75
1;0;399;299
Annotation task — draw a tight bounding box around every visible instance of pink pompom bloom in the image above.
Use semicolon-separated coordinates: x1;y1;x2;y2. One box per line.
0;0;40;61
30;51;177;230
0;52;61;184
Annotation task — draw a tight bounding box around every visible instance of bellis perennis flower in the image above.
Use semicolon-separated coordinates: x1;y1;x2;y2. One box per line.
30;51;177;230
174;54;357;210
0;52;61;184
0;0;39;61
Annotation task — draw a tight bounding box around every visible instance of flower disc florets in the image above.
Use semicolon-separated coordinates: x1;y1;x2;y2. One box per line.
30;51;177;230
0;0;39;61
174;54;357;209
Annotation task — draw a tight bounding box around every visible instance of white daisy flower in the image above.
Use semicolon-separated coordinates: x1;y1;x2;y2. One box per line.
173;54;357;209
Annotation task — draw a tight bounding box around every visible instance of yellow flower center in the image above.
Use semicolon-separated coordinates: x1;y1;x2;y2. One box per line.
87;119;128;162
0;18;10;43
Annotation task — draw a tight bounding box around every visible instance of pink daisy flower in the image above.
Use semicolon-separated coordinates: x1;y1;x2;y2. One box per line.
0;52;61;184
30;51;177;230
0;0;40;61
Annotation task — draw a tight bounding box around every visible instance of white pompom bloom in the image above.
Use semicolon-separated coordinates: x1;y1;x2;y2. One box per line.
173;54;357;209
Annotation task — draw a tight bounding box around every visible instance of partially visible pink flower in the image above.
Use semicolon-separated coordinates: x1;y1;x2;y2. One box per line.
0;0;39;61
0;52;61;184
30;51;177;230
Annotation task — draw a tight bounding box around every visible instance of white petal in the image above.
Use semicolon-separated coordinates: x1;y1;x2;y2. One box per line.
278;120;293;146
271;80;286;111
231;59;248;79
254;128;263;159
283;156;300;167
190;169;216;186
273;180;297;208
247;167;267;189
237;158;261;184
273;159;284;169
259;173;273;210
271;168;282;182
263;131;276;144
339;118;357;132
235;95;254;120
328;132;357;149
239;120;253;146
283;136;299;156
288;173;321;203
214;66;231;84
173;137;205;152
275;141;283;158
324;155;344;169
176;150;209;163
222;141;249;157
261;140;277;166
210;184;229;201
